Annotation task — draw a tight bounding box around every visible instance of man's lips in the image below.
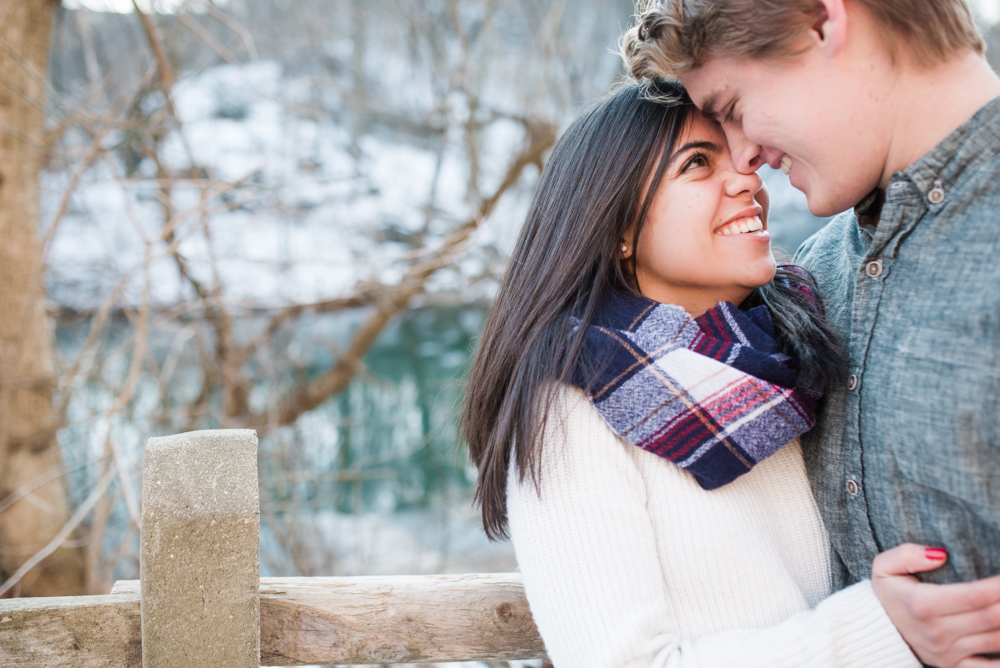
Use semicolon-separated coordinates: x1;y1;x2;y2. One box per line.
766;153;791;174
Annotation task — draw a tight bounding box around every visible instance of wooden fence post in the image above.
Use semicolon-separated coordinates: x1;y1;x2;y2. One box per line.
140;429;259;668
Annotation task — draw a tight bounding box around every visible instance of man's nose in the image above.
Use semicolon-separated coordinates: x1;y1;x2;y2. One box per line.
722;125;765;174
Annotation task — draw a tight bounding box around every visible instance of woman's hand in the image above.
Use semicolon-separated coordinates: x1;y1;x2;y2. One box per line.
872;544;1000;667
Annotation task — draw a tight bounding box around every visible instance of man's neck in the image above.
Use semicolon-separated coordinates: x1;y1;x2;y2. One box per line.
880;51;1000;189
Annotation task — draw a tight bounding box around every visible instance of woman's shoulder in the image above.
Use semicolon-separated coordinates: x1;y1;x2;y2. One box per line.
506;383;655;538
540;381;598;422
531;382;619;458
510;382;645;491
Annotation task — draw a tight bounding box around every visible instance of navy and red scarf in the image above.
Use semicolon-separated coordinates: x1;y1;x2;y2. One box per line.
571;271;821;490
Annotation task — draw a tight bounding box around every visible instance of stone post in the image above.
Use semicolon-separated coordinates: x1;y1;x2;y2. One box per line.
140;430;260;668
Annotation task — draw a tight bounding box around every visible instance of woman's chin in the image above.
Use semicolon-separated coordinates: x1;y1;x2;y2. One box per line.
741;261;778;290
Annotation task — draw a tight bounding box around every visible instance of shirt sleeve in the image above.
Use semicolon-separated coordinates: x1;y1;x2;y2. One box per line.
505;385;918;668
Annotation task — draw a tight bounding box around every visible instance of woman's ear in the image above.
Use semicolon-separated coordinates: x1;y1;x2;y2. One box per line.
619;240;633;260
812;0;848;56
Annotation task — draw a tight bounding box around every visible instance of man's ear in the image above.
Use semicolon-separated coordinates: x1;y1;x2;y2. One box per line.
812;0;848;56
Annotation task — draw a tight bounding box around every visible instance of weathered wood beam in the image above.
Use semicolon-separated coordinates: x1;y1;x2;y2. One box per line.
265;573;544;665
1;574;545;665
125;573;545;665
0;592;141;667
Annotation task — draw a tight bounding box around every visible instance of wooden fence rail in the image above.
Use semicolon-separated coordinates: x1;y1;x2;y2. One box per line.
0;429;545;667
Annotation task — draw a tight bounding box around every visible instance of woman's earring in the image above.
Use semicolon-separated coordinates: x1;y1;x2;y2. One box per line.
621;244;628;254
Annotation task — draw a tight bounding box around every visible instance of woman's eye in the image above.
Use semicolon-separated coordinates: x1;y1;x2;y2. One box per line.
681;153;709;172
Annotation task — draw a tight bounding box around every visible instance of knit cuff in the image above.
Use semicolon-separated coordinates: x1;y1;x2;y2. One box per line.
802;580;919;668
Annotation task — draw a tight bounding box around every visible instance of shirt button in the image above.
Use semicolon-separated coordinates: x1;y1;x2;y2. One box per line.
865;260;883;278
846;478;860;496
927;179;945;204
847;374;858;391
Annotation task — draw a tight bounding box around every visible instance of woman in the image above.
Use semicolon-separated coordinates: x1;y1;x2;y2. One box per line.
461;80;940;667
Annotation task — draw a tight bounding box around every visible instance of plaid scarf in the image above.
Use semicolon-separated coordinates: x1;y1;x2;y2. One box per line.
571;284;820;490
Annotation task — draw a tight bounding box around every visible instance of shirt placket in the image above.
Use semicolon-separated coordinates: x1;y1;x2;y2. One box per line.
842;180;915;570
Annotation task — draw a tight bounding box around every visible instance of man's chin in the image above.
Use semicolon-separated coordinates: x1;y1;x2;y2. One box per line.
799;178;869;218
804;189;855;218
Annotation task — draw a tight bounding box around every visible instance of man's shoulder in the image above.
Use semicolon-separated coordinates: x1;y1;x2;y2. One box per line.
950;147;1000;212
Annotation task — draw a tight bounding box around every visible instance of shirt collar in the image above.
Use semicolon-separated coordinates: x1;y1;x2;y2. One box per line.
889;94;1000;205
853;187;882;234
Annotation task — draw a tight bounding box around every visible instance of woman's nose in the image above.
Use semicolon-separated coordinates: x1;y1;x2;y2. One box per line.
724;165;763;198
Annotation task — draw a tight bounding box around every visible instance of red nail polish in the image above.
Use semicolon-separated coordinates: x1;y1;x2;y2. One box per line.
925;548;947;560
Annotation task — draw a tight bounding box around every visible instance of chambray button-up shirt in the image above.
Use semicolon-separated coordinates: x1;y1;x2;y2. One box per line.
796;95;1000;587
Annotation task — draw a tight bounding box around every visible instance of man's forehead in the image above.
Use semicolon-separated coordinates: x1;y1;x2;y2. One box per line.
679;63;738;116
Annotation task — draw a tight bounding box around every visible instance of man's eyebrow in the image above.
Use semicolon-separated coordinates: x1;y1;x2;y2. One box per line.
700;91;723;121
700;91;736;123
668;140;724;163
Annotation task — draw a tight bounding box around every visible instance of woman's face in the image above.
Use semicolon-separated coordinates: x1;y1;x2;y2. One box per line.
631;111;775;316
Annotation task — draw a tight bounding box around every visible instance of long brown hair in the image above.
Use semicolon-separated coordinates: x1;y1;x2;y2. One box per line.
461;80;841;540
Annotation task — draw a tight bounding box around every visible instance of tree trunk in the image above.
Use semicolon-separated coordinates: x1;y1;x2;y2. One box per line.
0;0;86;596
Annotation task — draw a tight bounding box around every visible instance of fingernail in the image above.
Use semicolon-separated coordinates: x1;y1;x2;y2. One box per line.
925;548;947;560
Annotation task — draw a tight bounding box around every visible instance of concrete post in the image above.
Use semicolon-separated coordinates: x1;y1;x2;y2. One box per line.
140;430;260;668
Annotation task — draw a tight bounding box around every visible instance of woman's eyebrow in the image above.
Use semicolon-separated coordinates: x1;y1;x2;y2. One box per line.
668;140;723;162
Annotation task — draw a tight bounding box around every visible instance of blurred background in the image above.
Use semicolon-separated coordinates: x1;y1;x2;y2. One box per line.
1;0;998;664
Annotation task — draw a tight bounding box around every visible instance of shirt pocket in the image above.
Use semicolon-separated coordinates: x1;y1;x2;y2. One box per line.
880;325;1000;508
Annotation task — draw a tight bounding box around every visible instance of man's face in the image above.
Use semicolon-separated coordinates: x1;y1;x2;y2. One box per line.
681;50;892;217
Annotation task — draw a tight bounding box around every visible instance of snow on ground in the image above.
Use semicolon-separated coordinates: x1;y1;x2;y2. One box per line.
42;59;522;310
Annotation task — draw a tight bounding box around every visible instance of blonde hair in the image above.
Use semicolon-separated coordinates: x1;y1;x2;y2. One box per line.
622;0;986;78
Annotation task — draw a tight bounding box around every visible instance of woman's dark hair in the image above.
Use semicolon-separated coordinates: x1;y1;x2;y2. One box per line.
461;80;843;540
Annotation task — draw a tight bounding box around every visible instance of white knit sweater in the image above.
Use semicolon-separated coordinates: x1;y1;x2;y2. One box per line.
506;385;918;668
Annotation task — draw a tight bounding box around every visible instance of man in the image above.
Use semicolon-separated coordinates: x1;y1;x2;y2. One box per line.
623;0;1000;664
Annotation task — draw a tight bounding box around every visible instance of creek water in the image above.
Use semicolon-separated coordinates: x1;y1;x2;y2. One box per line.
54;303;516;584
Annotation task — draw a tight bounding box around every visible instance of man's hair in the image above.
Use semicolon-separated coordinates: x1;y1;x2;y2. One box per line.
622;0;986;78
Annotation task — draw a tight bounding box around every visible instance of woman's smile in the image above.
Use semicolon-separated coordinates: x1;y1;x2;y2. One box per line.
715;206;765;236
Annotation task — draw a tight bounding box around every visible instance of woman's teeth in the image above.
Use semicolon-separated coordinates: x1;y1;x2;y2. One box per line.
717;216;764;236
780;156;792;175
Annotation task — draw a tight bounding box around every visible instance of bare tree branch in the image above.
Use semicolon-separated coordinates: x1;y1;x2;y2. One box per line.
0;468;114;598
247;117;555;431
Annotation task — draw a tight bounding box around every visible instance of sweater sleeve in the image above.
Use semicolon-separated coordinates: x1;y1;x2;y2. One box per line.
505;386;918;668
